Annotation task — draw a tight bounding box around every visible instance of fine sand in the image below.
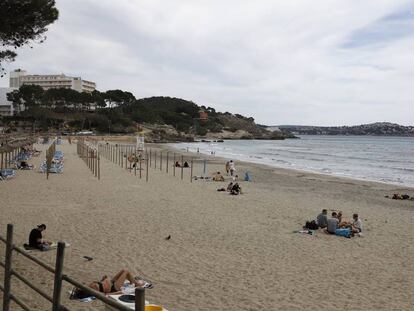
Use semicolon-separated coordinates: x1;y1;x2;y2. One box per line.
1;140;414;311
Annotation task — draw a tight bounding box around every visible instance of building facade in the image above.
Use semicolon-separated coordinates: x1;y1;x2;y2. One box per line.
9;69;96;93
0;87;18;116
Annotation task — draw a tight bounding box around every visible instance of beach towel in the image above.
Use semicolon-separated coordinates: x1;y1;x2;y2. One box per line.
23;242;70;251
335;228;351;238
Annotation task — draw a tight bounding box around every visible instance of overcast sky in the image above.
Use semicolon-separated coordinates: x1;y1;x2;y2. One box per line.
1;0;414;126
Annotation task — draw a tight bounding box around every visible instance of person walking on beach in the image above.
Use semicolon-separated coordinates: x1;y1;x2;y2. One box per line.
225;161;230;175
28;224;51;250
229;160;236;176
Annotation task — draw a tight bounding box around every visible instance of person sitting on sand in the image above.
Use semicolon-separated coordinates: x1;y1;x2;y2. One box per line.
326;212;339;234
337;211;343;224
213;171;225;182
175;161;181;167
350;213;363;234
391;193;411;200
28;224;52;250
88;269;148;294
230;183;242;195
183;161;189;168
227;182;234;192
316;209;328;228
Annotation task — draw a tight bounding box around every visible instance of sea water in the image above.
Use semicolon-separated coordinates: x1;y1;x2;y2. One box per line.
171;136;414;187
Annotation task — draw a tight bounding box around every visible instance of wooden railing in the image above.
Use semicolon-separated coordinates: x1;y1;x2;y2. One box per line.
0;224;146;311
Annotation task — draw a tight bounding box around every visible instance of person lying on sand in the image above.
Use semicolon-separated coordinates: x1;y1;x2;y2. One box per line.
88;269;148;294
28;224;52;250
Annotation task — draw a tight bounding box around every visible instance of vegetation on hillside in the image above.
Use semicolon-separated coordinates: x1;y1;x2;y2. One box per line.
1;86;294;141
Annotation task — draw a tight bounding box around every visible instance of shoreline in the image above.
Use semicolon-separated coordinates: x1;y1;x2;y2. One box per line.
163;142;414;191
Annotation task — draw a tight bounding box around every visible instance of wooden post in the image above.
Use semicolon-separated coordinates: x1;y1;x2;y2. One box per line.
98;153;100;180
1;152;3;170
160;152;162;171
52;242;65;311
135;288;145;311
190;158;193;183
203;159;207;177
149;149;152;167
146;158;149;182
125;150;128;170
154;151;157;170
95;150;98;178
2;224;14;311
181;155;184;180
173;153;176;177
139;158;142;179
166;152;169;173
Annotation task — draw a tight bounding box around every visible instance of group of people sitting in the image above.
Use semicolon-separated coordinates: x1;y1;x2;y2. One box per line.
306;209;363;237
386;193;413;200
175;161;189;168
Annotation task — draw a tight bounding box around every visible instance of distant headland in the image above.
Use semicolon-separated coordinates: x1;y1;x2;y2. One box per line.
268;122;414;137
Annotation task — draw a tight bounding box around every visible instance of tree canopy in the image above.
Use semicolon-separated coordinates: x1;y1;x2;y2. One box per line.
0;0;59;76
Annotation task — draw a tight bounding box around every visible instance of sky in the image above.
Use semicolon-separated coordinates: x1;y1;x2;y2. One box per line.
1;0;414;126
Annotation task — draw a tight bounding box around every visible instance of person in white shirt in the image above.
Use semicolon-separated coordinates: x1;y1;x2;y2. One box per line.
351;213;363;233
229;160;236;176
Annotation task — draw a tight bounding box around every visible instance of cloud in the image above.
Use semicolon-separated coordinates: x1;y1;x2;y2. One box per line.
1;0;414;125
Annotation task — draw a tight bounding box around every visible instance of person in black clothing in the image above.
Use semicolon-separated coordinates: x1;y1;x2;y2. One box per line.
29;224;51;250
230;183;242;195
183;161;189;168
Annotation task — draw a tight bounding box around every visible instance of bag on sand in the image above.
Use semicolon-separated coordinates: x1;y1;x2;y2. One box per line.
305;220;318;230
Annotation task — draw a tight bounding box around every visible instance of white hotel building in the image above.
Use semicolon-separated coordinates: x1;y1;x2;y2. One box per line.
9;69;96;93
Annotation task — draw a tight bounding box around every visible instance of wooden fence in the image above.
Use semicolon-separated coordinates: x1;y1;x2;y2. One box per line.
0;224;146;311
98;143;206;183
77;139;100;179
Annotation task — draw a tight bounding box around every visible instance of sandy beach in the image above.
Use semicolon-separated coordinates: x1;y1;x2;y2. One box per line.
1;140;414;311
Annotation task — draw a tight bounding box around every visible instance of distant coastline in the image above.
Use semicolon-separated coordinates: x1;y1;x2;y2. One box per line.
268;122;414;137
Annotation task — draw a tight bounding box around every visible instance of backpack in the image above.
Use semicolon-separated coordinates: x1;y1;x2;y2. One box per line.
305;220;318;230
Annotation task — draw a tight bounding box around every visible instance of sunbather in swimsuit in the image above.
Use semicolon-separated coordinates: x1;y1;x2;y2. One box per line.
88;269;146;294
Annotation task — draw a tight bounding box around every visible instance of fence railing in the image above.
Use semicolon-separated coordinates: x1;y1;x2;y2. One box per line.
98;143;208;183
77;139;100;179
0;224;146;311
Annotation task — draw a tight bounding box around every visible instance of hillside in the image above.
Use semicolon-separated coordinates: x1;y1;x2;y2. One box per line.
0;86;296;141
275;122;414;136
